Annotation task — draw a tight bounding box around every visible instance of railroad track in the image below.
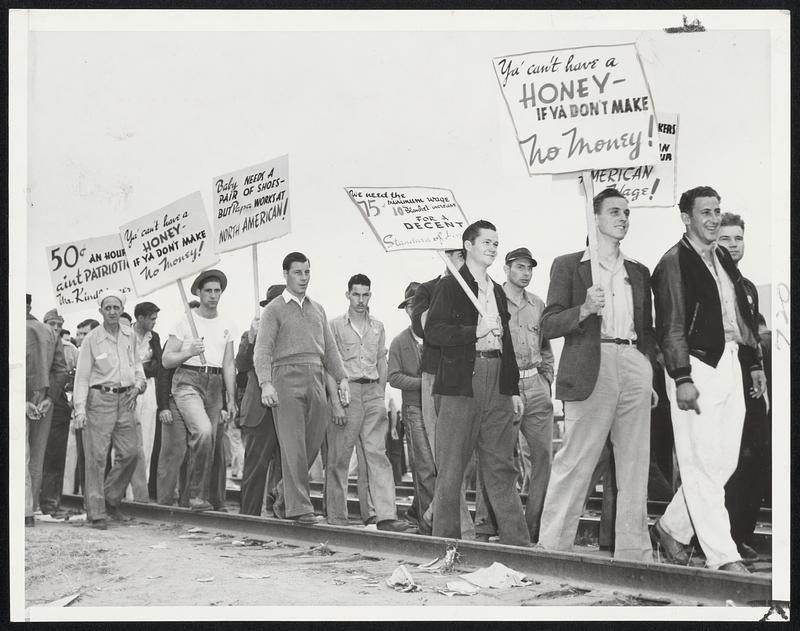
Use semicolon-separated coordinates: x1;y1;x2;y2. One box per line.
224;482;773;555
60;493;771;606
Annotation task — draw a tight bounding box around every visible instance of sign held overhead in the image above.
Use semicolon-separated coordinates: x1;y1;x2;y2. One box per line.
120;191;219;296
493;43;659;174
345;186;468;252
213;154;290;253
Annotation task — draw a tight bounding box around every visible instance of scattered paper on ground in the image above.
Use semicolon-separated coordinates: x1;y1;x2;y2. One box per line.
196;577;215;583
186;527;207;533
419;545;461;573
438;580;480;597
149;542;168;549
237;573;271;579
43;593;80;607
459;562;531;589
386;565;420;592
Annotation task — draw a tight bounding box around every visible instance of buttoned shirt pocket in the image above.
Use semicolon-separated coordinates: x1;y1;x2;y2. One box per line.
340;341;360;362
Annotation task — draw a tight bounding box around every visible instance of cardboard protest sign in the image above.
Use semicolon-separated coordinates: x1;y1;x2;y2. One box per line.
592;113;679;207
345;186;468;251
493;43;659;175
213;154;290;253
120;191;219;295
45;233;135;312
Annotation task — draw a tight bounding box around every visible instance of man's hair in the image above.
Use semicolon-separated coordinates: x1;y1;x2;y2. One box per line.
462;220;497;256
720;212;745;231
593;187;627;214
120;312;133;322
198;275;223;291
283;251;309;271
78;318;100;330
678;186;721;215
347;274;371;291
188;300;200;309
134;301;160;319
61;329;71;337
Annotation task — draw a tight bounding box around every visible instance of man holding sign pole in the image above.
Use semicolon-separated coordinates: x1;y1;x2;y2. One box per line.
254;252;349;524
537;188;656;563
161;270;237;512
424;220;529;546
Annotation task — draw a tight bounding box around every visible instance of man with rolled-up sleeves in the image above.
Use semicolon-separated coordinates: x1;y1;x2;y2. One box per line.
72;289;146;530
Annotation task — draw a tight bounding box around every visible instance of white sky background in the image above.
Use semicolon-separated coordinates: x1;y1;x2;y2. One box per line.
10;9;790;620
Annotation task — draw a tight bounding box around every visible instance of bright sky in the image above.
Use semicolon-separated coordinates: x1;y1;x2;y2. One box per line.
9;10;791;616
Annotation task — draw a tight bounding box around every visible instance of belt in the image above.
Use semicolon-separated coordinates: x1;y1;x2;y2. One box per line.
476;349;501;358
180;364;223;375
91;385;131;394
519;367;538;378
351;378;379;384
600;338;635;345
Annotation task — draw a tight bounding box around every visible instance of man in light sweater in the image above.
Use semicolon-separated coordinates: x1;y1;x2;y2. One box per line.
254;252;350;524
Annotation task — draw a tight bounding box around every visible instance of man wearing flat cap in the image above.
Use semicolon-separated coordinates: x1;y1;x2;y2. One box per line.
388;281;436;523
73;289;146;529
474;247;555;543
161;269;237;512
236;283;285;516
39;308;79;518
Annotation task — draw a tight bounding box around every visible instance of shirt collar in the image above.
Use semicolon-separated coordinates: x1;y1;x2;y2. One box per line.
580;248;631;265
282;288;307;307
502;282;535;307
99;323;132;342
410;327;423;344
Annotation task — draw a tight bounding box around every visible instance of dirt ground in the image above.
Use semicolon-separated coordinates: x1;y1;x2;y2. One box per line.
23;515;696;615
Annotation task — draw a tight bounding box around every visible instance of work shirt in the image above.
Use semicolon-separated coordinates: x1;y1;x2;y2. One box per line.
502;283;555;382
475;272;502;352
73;323;145;416
330;311;387;381
582;249;637;341
135;329;154;365
690;242;744;343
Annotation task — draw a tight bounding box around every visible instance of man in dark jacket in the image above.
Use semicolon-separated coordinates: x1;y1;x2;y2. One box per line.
651;187;766;573
237;284;284;516
537;188;657;563
425;220;529;546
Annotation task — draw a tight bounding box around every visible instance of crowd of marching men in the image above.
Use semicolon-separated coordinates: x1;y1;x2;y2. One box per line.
25;185;772;574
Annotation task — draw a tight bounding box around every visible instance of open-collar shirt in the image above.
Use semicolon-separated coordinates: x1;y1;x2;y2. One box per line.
582;248;637;341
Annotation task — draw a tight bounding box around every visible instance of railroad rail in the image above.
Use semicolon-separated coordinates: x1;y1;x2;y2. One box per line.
60;494;771;606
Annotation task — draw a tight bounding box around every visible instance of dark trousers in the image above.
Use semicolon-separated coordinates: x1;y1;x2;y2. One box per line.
148;416;162;500
385;421;406;487
432;357;529;546
74;429;86;494
239;411;282;516
39;403;72;513
725;379;770;546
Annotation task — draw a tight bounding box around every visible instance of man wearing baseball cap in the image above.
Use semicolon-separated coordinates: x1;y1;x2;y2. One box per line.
473;247;555;543
161;269;238;512
73;289;146;529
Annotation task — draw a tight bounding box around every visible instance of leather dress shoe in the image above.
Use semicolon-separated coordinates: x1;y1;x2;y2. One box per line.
377;519;411;533
417;514;432;536
364;516;377;526
737;542;759;561
91;518;108;530
212;505;229;513
293;513;323;525
106;504;132;522
474;533;492;542
650;519;689;564
189;498;213;512
718;560;751;574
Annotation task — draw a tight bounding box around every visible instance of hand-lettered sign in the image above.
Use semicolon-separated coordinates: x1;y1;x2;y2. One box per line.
120;191;219;295
592;113;679;207
46;233;135;312
493;43;659;174
213;154;290;253
345;186;469;251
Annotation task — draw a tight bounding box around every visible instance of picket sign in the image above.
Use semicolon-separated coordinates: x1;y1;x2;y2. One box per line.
175;279;207;365
580;171;601;284
212;155;290;319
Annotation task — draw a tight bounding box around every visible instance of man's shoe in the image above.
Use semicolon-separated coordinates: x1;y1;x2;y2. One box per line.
418;514;432;536
737;542;759;561
212;505;229;513
474;533;492;542
377;519;411;533
106;504;132;522
91;518;108;530
364;516;377;526
293;513;323;525
189;498;213;512
650;519;689;564
718;560;751;574
25;516;35;528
